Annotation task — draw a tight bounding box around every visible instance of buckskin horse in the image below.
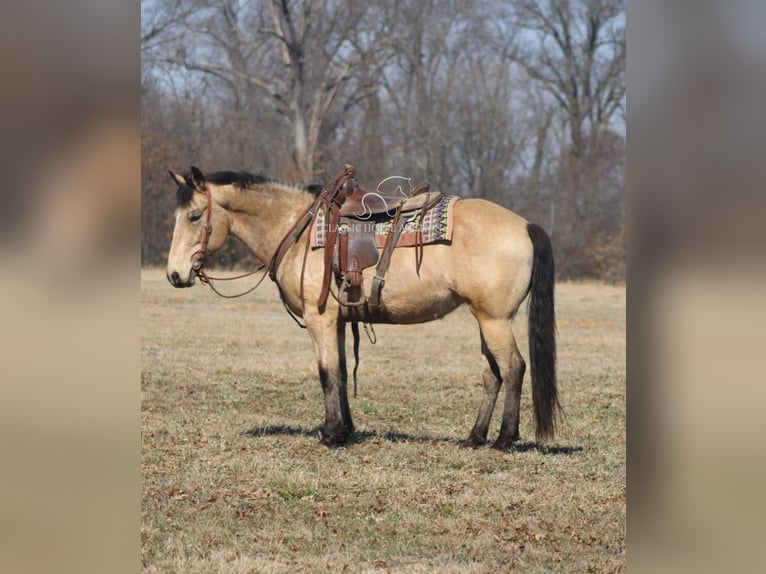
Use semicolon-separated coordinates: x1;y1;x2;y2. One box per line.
165;165;559;450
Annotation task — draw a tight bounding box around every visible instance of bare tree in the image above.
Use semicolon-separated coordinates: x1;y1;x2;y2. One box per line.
369;0;484;189
512;0;626;160
141;0;201;52
452;51;528;204
508;0;626;277
143;0;384;179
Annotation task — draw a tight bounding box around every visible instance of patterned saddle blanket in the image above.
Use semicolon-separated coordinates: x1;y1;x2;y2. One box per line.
311;194;460;249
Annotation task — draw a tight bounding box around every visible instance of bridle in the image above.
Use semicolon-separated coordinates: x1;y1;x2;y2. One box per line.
191;179;213;274
190;181;269;298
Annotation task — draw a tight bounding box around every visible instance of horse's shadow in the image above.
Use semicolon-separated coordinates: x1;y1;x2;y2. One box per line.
348;429;460;446
242;424;458;445
508;441;584;455
242;425;582;454
243;424;316;439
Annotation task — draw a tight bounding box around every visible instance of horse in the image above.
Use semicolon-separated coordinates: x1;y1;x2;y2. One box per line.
165;166;559;450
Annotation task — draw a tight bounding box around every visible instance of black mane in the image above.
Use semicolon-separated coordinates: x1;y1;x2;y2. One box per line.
206;170;272;188
176;170;322;206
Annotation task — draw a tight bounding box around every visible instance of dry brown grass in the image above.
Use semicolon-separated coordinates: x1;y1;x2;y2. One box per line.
141;269;625;573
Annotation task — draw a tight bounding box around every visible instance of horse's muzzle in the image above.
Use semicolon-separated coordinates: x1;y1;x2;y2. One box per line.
167;270;194;288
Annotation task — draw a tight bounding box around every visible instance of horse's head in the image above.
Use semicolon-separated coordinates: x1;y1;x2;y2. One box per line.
166;166;230;287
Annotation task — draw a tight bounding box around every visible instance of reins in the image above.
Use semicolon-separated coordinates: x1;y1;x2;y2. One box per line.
196;265;270;298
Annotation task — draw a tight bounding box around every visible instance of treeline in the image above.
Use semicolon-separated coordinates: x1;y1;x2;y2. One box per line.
142;0;625;281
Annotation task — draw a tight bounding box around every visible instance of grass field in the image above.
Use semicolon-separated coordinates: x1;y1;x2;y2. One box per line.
141;268;625;573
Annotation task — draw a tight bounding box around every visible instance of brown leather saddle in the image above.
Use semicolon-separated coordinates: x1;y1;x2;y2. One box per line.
269;165;441;315
332;170;441;312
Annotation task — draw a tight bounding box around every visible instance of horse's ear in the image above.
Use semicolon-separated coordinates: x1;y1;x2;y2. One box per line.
168;171;186;187
190;166;206;192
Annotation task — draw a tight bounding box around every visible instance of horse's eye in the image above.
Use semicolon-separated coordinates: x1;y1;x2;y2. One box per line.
189;212;203;223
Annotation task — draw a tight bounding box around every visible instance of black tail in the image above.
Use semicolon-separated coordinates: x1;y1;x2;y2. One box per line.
526;223;560;442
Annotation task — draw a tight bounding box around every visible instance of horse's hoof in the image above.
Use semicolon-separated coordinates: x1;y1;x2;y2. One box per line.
491;436;518;452
318;434;340;448
318;427;352;448
460;435;485;449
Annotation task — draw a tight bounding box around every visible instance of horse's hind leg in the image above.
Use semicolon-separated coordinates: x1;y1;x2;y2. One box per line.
461;332;502;448
493;338;526;451
462;318;514;448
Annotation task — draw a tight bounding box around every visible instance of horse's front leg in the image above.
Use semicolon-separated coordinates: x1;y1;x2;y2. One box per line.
306;314;353;447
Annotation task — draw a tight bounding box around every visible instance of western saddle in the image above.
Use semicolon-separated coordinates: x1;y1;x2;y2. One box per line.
269;164;441;318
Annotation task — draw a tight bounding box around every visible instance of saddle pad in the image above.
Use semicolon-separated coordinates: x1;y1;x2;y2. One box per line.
311;194;460;249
